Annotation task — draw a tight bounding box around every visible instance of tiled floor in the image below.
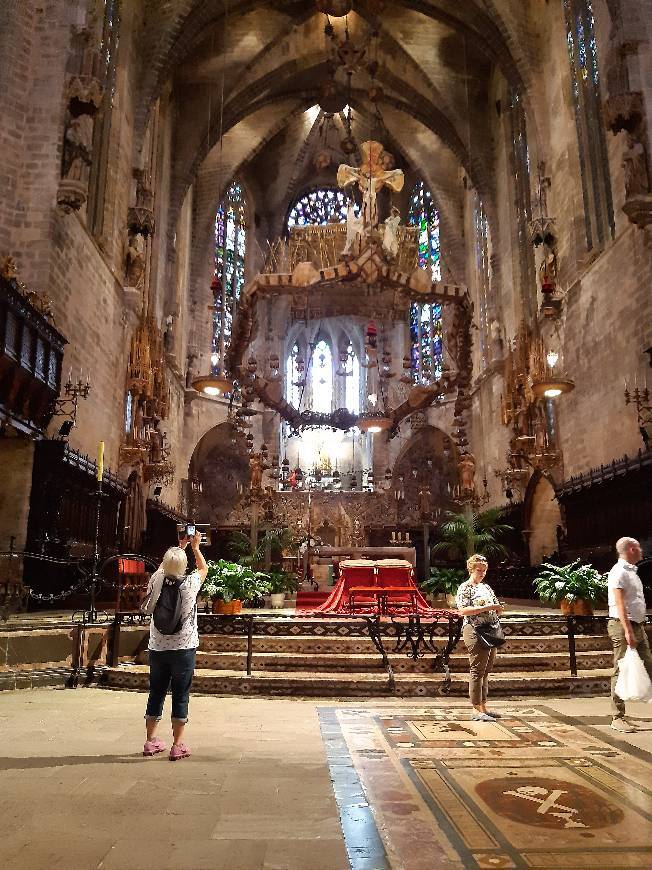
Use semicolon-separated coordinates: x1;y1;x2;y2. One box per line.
0;689;651;869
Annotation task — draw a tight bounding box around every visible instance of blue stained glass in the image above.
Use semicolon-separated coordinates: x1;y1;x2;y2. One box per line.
287;187;353;229
407;181;442;383
213;182;247;367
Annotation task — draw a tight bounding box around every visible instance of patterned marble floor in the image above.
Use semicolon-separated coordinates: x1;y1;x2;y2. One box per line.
320;703;652;870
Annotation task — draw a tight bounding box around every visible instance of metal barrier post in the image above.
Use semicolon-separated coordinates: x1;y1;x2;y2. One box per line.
567;615;578;676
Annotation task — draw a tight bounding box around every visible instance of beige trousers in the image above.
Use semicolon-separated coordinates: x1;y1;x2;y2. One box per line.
463;624;497;707
607;619;652;719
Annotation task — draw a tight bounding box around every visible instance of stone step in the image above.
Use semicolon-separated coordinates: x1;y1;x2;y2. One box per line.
100;663;611;698
198;632;612;655
194;649;612;674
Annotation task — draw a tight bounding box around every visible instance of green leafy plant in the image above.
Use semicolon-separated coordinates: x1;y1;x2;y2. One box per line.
266;569;300;595
421;567;466;598
533;560;607;605
228;528;300;570
431;509;513;562
202;560;271;603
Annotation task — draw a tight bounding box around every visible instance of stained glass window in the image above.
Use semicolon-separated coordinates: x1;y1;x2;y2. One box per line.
213;182;247;366
286;342;303;408
311;339;333;413
508;88;536;321
474;197;490;367
344;342;360;415
407;181;442;383
407;181;441;281
563;0;614;249
287;187;350;229
410;303;443;384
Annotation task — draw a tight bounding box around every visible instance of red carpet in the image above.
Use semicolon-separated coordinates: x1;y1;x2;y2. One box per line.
295;589;331;610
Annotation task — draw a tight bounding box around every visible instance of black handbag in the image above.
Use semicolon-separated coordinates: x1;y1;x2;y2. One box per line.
474;622;506;648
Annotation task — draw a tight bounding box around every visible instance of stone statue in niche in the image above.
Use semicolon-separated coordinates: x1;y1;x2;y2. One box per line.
125;230;146;289
489;318;504;360
622;132;650;199
458;453;476;492
57;114;94;212
163;314;174;354
249;452;264;492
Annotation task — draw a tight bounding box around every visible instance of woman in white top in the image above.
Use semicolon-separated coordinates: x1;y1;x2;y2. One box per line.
142;532;208;760
455;554;504;721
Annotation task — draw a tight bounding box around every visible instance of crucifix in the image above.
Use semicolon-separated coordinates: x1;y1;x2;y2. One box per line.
337;140;404;229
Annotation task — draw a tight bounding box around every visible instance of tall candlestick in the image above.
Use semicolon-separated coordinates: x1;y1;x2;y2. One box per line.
97;441;104;482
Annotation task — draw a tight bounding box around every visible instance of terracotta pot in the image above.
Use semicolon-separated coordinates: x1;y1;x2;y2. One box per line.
212;599;227;614
560;597;593;616
231;599;242;614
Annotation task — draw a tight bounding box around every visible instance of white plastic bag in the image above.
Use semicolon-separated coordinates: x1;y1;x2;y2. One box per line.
615;647;652;702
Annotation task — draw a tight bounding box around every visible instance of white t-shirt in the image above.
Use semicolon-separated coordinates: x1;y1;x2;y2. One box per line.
145;568;202;651
608;559;647;624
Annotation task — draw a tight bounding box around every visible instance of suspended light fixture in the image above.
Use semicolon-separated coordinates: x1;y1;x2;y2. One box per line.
357;411;392;433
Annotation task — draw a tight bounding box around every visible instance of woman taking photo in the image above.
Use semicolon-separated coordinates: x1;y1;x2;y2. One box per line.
455;554;504;721
141;531;208;760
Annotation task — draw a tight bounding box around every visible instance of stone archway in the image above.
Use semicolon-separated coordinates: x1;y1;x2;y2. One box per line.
525;473;562;566
189;423;250;526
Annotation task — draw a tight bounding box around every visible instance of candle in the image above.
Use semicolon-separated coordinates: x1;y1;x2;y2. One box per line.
96;441;104;482
68;367;72;383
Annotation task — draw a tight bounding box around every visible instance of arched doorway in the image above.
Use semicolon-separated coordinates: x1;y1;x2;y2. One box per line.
525;473;562;566
188;423;249;526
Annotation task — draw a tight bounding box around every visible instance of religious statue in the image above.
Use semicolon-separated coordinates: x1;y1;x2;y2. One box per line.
61;114;93;186
418;486;432;519
622;132;650;199
249;452;264;492
337;140;404;229
539;248;558;293
163;314;174;354
458;453;476;492
382;206;401;258
489;318;504;360
343;200;364;255
125;230;146;289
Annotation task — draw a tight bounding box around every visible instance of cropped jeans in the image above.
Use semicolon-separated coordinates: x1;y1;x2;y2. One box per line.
145;648;196;723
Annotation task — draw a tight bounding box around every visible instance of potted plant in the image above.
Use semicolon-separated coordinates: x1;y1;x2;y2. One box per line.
266;569;300;609
202;560;270;614
431;508;514;561
421;567;466;606
533;559;607;615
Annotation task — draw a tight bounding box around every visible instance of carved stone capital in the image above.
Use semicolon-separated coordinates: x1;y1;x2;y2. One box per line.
66;74;104;115
603;91;644;134
127;205;155;237
622;193;652;228
528;216;557;247
56;177;87;212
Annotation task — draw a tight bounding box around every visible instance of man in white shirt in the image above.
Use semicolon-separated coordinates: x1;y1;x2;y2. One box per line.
607;537;650;732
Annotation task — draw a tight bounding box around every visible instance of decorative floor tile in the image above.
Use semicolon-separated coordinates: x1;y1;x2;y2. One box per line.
319;704;652;870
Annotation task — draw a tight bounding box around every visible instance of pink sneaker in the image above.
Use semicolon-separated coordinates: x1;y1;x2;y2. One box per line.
143;737;166;756
169;743;191;761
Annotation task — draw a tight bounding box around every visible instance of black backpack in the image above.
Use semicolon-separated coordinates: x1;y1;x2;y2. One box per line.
152;576;184;635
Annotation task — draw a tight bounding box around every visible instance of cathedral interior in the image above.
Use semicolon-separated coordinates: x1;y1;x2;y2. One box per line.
1;1;652;867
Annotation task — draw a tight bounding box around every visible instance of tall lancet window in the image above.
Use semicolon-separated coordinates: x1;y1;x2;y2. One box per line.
407;181;442;383
474;197;490;368
563;0;614;249
311;339;333;413
212;182;246;367
344;342;360;414
87;0;120;235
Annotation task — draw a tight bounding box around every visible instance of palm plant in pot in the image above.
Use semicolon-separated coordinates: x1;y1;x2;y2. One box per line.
266;569;300;609
534;560;607;615
421;567;466;606
431;508;513;561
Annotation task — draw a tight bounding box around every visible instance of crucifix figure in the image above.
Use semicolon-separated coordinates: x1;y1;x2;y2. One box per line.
337;140;404;229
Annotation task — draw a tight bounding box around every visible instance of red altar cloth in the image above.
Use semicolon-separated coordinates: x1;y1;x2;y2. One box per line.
306;559;436;615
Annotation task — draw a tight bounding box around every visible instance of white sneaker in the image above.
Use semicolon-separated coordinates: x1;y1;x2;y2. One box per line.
611;718;635;733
